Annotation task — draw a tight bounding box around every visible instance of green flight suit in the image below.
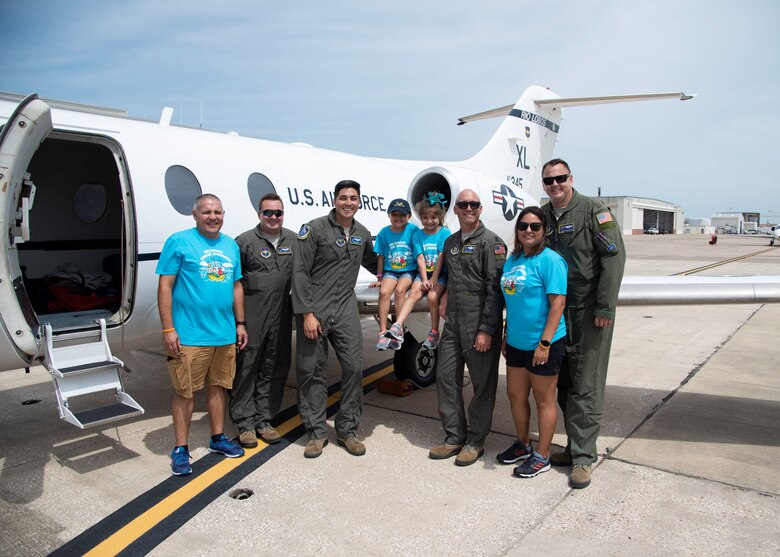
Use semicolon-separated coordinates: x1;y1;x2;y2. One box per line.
229;225;296;434
542;189;626;465
436;223;506;447
291;210;378;440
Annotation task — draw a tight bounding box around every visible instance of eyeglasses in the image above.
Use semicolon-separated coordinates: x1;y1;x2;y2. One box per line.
542;173;570;186
261;209;284;218
517;221;543;232
456;201;481;210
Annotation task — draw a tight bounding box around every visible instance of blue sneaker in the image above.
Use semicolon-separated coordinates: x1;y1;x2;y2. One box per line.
171;446;192;476
209;434;245;458
497;439;533;464
513;451;551;478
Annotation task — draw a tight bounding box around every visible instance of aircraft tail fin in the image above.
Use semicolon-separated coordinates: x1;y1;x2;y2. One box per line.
461;88;694;204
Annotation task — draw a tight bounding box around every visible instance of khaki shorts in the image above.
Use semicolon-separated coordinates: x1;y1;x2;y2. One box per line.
166;345;236;398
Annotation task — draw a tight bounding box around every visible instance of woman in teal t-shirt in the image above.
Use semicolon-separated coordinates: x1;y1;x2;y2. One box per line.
497;206;567;479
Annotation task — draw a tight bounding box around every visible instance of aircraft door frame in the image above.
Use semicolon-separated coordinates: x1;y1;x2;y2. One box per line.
0;95;53;364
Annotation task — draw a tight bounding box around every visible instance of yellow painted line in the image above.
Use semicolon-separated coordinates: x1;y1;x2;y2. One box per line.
84;363;394;556
674;248;774;276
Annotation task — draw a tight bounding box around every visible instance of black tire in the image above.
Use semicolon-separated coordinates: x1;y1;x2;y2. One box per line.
393;330;437;387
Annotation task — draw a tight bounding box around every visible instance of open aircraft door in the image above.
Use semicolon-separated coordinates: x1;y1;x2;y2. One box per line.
0;95;143;427
0;95;50;369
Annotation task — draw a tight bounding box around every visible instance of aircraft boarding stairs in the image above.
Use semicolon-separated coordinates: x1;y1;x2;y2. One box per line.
43;319;143;429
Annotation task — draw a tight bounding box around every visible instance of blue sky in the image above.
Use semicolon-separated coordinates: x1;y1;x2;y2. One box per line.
1;1;778;220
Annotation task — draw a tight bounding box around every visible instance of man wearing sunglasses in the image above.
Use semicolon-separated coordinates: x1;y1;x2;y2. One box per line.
540;158;626;489
230;193;297;448
429;190;507;466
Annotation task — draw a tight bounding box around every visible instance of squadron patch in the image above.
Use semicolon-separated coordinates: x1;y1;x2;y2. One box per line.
336;237;346;248
349;236;363;245
260;247;271;259
463;244;476;254
450;245;460;255
298;224;311;240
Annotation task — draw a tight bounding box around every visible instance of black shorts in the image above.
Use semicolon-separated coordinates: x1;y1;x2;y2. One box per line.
505;338;566;376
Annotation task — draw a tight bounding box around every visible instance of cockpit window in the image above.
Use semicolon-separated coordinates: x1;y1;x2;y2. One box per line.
247;173;276;210
165;165;202;215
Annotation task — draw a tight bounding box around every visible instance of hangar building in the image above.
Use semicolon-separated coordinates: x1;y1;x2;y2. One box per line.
596;196;683;235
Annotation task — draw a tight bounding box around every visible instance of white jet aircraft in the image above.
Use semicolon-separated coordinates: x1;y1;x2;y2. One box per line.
1;86;778;428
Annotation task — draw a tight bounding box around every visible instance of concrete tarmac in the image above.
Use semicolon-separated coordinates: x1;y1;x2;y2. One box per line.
0;234;778;556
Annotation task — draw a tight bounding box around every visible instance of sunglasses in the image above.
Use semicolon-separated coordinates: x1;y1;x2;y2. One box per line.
456;200;481;210
518;221;543;232
542;173;570;186
261;209;284;218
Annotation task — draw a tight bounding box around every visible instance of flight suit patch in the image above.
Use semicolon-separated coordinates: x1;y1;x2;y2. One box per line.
450;246;460;255
559;224;574;234
278;247;292;255
596;210;616;228
298;224;311;239
494;243;506;260
260;247;271;258
336;237;346;248
463;244;476;254
349;236;363;245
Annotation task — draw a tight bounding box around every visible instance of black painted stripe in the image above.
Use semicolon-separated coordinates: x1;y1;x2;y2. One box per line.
138;252;161;262
49;358;394;556
508;108;560;133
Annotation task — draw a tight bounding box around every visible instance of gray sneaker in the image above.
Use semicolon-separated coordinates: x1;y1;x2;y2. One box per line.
422;329;440;350
376;333;392;351
385;323;404;341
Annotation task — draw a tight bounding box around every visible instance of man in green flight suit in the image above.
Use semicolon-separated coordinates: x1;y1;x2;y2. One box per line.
540;158;626;489
428;189;507;467
230;193;296;448
292;180;378;459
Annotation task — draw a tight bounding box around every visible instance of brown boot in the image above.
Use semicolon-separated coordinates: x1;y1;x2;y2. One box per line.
428;443;464;460
570;464;592;489
239;430;258;449
304;438;328;459
337;436;366;456
454;445;484;467
257;426;281;444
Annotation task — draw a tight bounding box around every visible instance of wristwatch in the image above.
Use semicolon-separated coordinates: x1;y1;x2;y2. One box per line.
539;340;551;349
236;321;247;326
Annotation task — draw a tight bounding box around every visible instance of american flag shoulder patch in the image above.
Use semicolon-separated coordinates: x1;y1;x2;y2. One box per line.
596;211;613;225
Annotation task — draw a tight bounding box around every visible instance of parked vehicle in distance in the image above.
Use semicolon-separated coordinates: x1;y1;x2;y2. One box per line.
645;227;659;235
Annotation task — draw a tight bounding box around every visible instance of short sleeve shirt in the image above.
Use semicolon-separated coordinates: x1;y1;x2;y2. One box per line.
501;248;567;350
412;226;451;273
374;223;419;272
156;228;242;346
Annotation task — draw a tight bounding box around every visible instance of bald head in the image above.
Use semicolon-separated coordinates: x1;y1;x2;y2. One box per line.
453;189;482;233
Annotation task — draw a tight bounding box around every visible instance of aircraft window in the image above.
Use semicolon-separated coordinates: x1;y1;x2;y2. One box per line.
165;165;203;215
247;173;277;210
73;182;108;223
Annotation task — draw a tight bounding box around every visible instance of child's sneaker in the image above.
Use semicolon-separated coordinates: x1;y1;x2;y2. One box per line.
388;337;403;350
512;451;551;478
496;439;533;464
385;323;404;341
376;333;392;351
171;446;192;476
422;329;440;349
209;433;245;458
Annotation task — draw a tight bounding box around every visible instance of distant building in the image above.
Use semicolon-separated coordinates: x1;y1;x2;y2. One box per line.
711;212;744;234
539;194;683;234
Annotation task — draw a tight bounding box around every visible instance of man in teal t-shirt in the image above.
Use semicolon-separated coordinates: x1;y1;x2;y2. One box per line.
156;194;248;476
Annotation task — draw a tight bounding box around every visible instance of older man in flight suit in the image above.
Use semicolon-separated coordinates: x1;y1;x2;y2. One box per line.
230;193;296;448
428;189;506;467
540;158;626;489
292;180;378;459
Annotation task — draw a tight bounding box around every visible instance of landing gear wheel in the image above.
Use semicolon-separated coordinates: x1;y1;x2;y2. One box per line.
393;330;437;387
